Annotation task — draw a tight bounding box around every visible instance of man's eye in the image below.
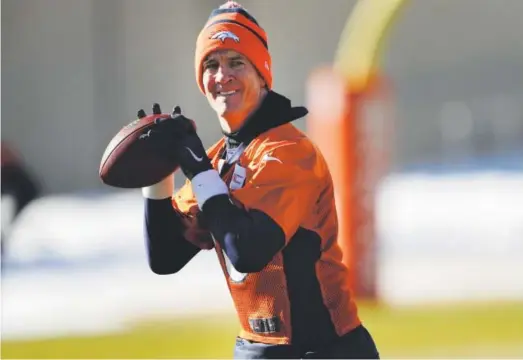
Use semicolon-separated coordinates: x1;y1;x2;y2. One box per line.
230;60;244;68
204;62;218;70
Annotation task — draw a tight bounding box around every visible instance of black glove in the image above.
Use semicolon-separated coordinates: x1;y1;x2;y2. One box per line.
137;103;212;180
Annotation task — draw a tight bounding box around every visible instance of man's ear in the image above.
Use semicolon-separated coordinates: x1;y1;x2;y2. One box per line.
259;76;267;89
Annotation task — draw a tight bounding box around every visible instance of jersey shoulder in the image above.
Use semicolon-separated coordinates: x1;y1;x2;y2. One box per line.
245;124;330;183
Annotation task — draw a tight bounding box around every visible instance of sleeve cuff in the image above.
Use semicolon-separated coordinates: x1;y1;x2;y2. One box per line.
142;173;174;199
191;169;228;208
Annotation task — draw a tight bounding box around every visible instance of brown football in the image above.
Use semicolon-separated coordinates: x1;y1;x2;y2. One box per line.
99;113;180;189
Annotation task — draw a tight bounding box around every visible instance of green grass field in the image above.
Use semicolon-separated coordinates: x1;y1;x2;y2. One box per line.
2;301;522;359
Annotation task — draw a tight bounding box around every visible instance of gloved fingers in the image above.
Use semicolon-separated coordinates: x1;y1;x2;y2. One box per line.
152;103;162;115
136;103;164;119
136;103;194;137
171;105;182;118
137;109;147;119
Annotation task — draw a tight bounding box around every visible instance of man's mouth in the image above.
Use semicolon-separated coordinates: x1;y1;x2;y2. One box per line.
217;90;238;97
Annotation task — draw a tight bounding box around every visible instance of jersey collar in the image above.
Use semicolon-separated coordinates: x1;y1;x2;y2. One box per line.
223;90;308;143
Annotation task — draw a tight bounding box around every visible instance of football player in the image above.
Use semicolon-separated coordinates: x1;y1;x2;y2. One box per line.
140;1;379;358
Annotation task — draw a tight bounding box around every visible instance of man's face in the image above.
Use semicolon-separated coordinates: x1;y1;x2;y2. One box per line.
202;50;266;130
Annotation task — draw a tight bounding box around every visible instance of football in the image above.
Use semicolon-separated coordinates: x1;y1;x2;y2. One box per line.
99;107;190;189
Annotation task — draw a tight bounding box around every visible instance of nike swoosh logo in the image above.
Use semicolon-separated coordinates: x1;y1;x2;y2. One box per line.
185;146;203;162
262;154;283;164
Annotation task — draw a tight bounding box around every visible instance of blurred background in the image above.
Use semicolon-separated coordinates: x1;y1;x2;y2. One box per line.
2;0;523;358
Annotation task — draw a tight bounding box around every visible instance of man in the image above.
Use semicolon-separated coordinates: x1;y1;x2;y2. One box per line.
140;1;379;358
1;142;40;258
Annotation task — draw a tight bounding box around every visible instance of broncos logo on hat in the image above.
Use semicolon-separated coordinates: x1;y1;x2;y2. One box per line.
210;30;240;43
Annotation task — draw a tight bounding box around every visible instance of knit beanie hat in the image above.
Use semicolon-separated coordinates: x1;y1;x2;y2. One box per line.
194;1;272;94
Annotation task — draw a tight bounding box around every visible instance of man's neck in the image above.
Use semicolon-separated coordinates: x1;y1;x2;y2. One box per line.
218;90;308;144
219;90;268;134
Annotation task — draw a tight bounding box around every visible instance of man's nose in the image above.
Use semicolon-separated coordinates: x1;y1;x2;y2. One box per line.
215;65;233;83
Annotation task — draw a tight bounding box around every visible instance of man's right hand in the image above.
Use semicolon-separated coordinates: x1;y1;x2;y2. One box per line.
137;103;213;180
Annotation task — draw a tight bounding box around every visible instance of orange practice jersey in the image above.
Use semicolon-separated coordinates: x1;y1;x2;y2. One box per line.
172;123;360;346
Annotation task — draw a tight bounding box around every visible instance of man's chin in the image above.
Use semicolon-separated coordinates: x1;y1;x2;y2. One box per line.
219;107;241;118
